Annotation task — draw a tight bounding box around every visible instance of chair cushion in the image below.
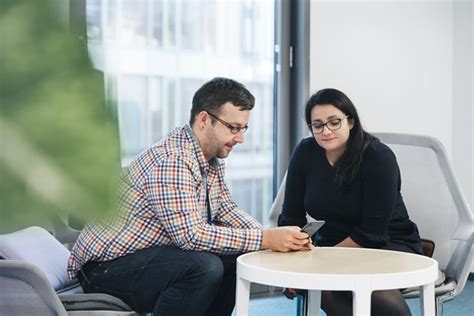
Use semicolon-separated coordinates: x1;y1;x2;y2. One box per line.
401;269;448;298
59;293;133;311
0;226;76;291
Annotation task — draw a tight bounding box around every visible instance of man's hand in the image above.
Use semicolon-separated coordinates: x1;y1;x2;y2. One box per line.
261;226;313;252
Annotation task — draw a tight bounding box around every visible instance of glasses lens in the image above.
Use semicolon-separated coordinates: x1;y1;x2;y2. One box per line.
313;124;324;134
231;126;248;134
327;119;342;130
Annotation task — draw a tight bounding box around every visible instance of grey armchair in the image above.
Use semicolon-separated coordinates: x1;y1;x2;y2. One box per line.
0;260;68;315
0;226;138;315
374;132;474;315
268;133;474;316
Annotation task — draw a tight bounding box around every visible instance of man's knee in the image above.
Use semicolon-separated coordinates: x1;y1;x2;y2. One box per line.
186;252;224;286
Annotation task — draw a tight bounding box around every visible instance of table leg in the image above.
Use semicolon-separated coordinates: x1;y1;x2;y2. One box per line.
307;290;321;315
352;290;371;316
420;282;435;316
235;277;251;316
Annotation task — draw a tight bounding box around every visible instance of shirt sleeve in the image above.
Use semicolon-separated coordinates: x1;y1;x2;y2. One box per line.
213;179;263;229
146;155;262;255
278;140;308;228
349;145;400;248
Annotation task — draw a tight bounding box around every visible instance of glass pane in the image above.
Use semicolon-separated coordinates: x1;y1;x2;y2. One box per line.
181;1;203;50
117;75;147;164
120;0;147;46
86;0;275;223
148;77;163;142
150;1;163;47
86;0;102;40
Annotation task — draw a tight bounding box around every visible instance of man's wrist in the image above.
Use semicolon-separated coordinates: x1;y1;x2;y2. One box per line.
260;229;269;249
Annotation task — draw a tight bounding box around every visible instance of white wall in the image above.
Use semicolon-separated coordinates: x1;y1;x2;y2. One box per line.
310;0;474;270
471;0;474;223
310;0;473;207
453;0;473;214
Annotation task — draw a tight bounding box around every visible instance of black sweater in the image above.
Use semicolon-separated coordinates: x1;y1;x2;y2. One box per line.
278;137;423;254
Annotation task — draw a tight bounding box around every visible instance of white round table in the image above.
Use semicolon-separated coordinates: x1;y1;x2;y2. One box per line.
236;247;438;316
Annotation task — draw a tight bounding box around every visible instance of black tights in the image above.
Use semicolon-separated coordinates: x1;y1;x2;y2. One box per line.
321;289;411;316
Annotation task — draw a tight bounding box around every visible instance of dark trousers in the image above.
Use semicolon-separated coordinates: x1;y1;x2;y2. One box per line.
78;246;238;316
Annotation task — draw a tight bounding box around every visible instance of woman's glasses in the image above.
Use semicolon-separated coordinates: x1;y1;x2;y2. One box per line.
308;115;349;134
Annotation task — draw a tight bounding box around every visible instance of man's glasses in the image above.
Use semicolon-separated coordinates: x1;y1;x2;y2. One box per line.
308;115;349;134
207;112;249;134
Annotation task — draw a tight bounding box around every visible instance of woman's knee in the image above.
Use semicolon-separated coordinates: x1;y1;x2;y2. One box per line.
321;290;411;316
321;291;352;316
371;290;411;316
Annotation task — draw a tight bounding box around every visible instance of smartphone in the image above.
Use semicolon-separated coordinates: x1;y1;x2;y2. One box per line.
300;220;325;237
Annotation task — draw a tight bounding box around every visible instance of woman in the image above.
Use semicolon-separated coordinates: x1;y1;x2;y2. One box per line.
278;88;423;316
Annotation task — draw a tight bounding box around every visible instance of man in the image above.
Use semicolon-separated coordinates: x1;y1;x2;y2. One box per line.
67;77;311;316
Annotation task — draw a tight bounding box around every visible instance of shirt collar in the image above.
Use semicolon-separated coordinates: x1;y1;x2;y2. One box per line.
184;124;219;173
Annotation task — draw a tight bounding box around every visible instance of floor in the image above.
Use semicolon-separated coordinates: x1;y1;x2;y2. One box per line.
234;279;474;315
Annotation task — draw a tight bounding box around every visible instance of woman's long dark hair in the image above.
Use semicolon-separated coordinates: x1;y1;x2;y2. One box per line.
304;88;376;190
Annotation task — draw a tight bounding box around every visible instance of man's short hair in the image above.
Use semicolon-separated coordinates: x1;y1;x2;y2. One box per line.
189;77;255;125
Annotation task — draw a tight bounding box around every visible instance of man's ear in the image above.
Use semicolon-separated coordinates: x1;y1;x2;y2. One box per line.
196;111;210;130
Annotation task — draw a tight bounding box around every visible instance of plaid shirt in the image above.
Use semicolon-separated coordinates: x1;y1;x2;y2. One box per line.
67;125;263;279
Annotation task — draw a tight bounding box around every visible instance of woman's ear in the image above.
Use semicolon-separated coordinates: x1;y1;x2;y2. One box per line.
348;117;355;130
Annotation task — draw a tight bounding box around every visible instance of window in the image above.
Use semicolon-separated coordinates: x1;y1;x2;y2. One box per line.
86;0;275;223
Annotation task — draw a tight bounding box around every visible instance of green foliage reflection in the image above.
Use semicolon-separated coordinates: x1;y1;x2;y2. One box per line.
0;0;121;232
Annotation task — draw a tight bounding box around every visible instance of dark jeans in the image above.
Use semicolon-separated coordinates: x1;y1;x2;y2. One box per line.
77;246;238;316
